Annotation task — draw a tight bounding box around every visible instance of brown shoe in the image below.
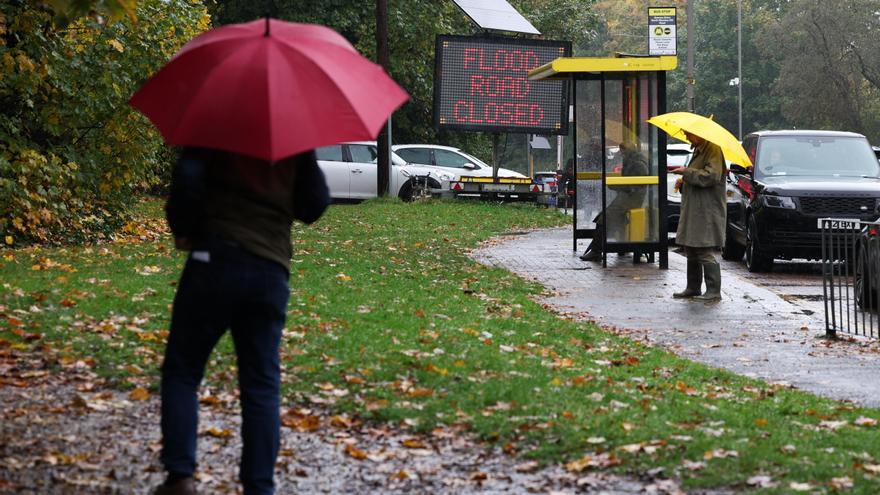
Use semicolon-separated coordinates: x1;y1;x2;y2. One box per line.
154;477;196;495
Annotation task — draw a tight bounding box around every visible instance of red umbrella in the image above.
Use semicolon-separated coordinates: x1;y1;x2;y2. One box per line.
130;18;409;162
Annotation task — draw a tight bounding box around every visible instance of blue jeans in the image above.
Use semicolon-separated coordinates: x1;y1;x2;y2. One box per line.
160;239;289;495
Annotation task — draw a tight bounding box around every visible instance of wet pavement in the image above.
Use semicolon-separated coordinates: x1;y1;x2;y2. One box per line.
0;374;692;495
472;227;880;408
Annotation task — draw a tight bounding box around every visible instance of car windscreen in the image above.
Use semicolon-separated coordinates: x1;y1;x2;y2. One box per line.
456;150;490;169
396;148;432;165
755;136;880;179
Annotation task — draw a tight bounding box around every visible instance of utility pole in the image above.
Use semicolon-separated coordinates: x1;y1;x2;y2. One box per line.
737;0;743;139
376;0;390;196
686;0;695;112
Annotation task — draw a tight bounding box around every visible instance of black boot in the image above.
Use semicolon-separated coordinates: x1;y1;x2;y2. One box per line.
580;247;602;261
673;260;703;298
694;262;721;301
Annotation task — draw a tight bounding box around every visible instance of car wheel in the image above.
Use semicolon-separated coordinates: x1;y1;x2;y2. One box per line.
721;226;745;261
398;178;438;202
745;216;773;272
856;245;876;311
398;182;415;202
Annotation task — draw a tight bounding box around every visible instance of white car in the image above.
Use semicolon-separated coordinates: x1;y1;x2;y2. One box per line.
315;142;453;202
392;144;527;180
666;142;693;226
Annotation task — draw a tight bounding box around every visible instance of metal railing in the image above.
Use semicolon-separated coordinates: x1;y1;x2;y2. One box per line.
821;218;880;338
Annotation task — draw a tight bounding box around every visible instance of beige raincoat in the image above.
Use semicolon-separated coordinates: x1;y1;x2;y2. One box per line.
676;141;727;247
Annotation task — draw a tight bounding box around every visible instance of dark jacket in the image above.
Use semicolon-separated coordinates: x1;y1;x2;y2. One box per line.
166;148;330;272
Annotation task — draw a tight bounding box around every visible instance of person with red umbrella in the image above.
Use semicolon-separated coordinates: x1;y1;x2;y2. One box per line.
131;18;409;495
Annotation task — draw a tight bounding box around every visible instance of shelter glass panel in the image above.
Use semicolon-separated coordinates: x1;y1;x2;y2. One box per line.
574;79;602;231
603;76;659;244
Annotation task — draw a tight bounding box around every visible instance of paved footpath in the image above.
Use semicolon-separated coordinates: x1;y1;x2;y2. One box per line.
472;228;880;408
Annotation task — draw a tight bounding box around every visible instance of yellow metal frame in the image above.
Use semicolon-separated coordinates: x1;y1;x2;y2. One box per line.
528;56;678;81
605;176;659;186
458;176;532;184
575;172;659;186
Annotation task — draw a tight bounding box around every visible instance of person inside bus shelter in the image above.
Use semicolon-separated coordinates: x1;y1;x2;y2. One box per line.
580;139;648;261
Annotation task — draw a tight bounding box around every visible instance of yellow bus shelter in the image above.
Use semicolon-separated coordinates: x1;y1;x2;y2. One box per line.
529;55;678;269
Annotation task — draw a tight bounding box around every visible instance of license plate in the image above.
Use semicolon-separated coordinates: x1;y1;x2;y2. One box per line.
818;218;861;229
483;184;514;192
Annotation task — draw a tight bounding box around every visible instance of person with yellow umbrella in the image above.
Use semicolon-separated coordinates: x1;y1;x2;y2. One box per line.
648;112;752;302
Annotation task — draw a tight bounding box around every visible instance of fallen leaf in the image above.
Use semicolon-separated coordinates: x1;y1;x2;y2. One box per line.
344;375;366;384
703;448;738;460
281;410;321;432
128;387;149;401
819;420;848;430
619;443;643;454
830;476;854;490
344;444;367;460
515;461;540;473
408;387;433;398
401;438;426;449
203;427;233;438
855;416;878;427
746;475;777;488
676;381;698;396
565;455;593;472
681;460;706;471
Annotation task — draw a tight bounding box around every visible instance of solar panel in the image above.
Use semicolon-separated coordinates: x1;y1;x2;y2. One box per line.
451;0;541;35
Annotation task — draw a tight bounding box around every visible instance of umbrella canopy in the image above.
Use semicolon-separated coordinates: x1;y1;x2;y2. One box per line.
130;18;409;162
647;112;752;167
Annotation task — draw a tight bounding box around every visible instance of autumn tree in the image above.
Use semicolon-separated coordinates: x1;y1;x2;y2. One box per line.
0;1;210;244
758;0;880;142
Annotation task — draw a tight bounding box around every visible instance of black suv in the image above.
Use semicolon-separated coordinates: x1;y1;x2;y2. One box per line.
723;130;880;272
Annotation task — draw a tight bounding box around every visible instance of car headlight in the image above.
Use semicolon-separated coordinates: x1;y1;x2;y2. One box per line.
762;195;797;209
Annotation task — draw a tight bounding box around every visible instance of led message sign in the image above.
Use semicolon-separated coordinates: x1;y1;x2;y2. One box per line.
434;35;570;134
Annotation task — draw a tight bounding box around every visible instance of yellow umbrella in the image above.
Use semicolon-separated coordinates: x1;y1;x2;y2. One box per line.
647;112;752;167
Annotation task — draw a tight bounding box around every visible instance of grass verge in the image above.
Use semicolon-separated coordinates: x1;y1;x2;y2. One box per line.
1;197;879;493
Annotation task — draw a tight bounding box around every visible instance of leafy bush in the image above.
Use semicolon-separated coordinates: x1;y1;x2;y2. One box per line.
0;0;210;245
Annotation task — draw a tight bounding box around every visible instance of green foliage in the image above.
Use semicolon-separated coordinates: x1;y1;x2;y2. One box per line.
682;0;792;136
0;0;210;245
45;0;138;28
757;0;880;142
